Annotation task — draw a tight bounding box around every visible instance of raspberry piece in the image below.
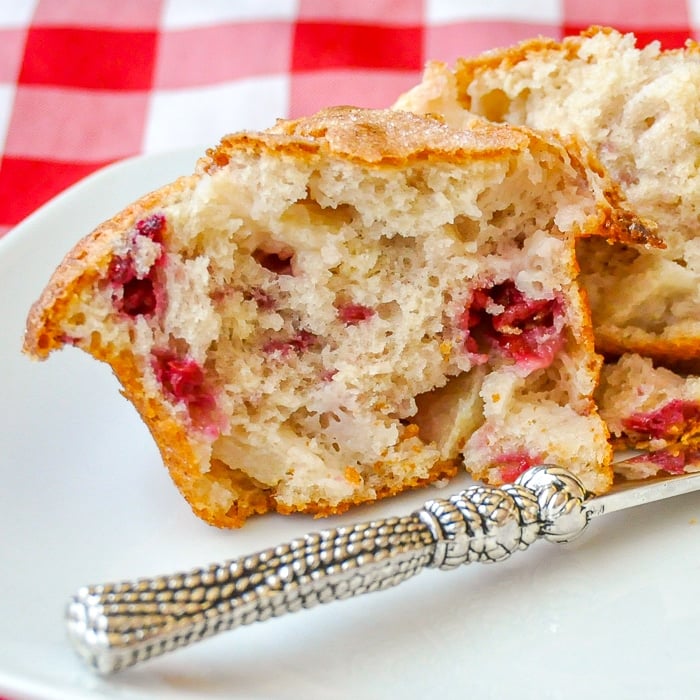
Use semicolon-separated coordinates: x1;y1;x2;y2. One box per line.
135;213;166;244
121;278;156;316
495;451;539;483
247;287;276;310
107;257;158;317
457;290;490;360
263;330;317;357
153;351;216;418
459;281;564;369
262;339;295;357
107;213;168;317
625;447;700;475
338;303;375;325
107;255;137;286
461;288;490;328
622;399;700;440
497;323;564;368
57;334;79;346
290;330;317;351
489;283;553;333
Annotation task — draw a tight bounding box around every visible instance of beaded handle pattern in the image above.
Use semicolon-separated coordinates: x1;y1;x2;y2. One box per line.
66;465;590;673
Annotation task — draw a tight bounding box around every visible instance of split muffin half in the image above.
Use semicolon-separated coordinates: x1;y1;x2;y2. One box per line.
25;107;645;526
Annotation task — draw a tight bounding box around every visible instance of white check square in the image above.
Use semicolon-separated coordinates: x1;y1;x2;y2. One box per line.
161;0;299;28
426;0;562;25
143;76;290;153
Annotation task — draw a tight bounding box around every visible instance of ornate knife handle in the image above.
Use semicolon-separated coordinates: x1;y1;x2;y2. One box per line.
66;465;591;674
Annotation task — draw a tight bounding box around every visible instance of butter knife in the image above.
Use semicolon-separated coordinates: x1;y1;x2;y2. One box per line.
66;449;700;674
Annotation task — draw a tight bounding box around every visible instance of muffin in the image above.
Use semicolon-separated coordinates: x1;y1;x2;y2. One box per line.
598;353;700;478
395;26;700;366
24;107;645;526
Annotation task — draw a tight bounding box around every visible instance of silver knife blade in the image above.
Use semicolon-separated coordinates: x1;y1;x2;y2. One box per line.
66;446;700;674
586;447;700;518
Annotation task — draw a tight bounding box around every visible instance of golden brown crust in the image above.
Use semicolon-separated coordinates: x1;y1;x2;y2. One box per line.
104;346;216;517
198;462;275;528
568;136;662;247
177;459;459;528
272;459;460;520
453;27;617;111
203;106;533;170
599;333;700;371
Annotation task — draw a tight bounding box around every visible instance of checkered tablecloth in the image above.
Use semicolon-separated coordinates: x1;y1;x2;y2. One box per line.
1;0;697;239
0;2;697;697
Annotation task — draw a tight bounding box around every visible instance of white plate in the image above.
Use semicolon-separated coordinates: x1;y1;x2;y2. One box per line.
2;151;700;700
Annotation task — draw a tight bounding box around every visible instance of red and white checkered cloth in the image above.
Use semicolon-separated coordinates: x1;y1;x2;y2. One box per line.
0;0;697;238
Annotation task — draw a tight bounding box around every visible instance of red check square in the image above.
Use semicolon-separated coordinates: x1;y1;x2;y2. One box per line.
292;22;423;71
0;157;111;231
19;27;157;91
